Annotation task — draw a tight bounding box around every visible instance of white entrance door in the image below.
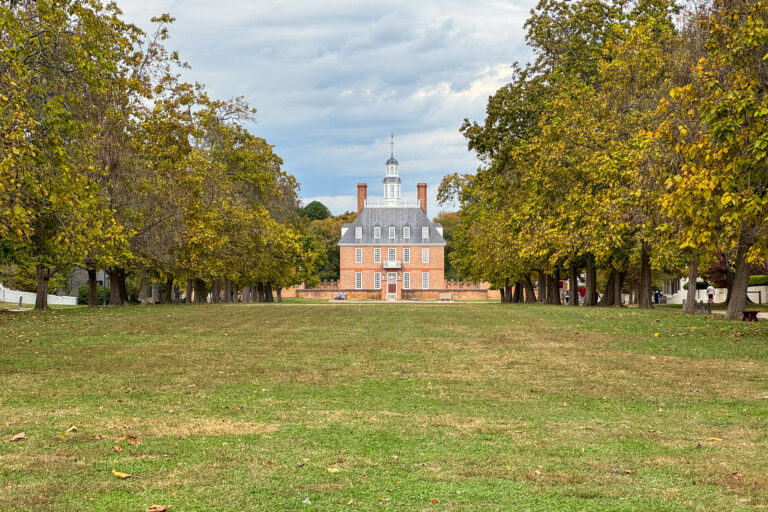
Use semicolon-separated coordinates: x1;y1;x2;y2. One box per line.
386;272;397;301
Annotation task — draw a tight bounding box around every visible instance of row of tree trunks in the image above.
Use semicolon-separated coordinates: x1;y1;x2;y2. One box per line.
138;268;149;305
568;262;578;306
222;279;232;303
585;253;597;306
523;274;537;303
210;279;221;303
637;241;653;309
186;279;193;304
164;275;173;303
598;269;616;306
547;268;561;305
193;278;207;304
512;281;523;303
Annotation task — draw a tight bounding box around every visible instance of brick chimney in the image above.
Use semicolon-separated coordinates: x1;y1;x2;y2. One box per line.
417;183;427;215
357;183;368;213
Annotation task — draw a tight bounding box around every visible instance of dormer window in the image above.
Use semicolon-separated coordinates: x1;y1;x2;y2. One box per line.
355;227;362;239
403;226;410;239
389;226;396;239
422;226;429;239
374;226;381;239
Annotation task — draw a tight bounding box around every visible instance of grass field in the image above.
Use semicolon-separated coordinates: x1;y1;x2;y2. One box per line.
1;303;768;511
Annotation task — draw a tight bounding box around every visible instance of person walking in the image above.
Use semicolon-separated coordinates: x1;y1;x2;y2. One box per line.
706;284;715;303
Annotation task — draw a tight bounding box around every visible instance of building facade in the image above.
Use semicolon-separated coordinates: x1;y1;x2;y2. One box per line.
338;151;446;301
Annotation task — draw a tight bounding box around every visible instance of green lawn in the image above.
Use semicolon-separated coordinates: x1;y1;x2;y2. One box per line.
1;303;767;511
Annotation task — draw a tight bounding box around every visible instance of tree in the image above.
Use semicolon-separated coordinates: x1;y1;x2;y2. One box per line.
299;200;331;221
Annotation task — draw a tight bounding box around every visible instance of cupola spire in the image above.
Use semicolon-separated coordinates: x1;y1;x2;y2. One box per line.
383;132;401;200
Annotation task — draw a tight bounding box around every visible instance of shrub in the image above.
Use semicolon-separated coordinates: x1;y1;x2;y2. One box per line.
78;284;109;305
683;280;710;290
749;275;768;286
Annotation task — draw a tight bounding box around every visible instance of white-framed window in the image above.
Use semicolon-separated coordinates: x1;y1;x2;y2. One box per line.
374;272;381;289
422;226;429;239
355;226;362;239
403;247;410;263
422;272;429;290
389;226;395;238
355;247;362;264
403;272;410;289
355;272;363;290
422;247;429;263
403;226;410;239
374;226;380;239
374;247;381;263
388;247;396;261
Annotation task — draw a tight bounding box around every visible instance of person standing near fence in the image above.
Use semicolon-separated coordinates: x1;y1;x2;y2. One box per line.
706;284;715;303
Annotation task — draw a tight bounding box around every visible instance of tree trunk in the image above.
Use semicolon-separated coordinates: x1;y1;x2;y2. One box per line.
725;233;752;320
585;253;597;306
568;262;578;306
524;274;537;303
138;269;149;305
276;286;283;303
34;264;53;310
637;241;653;309
186;279;193;304
265;282;274;302
109;268;128;306
512;281;523;303
614;270;625;306
684;254;698;314
87;268;98;307
222;279;232;303
257;282;265;303
599;268;616;306
164;275;173;304
193;278;207;304
547;268;561;306
211;279;220;303
538;272;547;303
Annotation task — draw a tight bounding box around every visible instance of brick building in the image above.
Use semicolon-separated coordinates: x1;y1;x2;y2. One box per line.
338;149;446;301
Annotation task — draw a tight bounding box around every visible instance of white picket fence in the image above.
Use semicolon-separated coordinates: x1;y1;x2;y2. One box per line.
0;283;78;306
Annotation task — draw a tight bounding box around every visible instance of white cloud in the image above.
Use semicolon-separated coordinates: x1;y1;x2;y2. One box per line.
116;0;536;210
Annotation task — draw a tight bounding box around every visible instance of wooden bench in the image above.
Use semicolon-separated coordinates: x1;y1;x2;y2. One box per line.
742;310;759;322
439;293;452;302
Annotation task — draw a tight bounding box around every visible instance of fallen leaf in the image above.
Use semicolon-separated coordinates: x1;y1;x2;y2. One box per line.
146;506;171;512
9;432;25;442
301;498;311;505
708;437;723;442
532;470;541;477
326;467;340;473
113;445;124;453
128;438;140;446
431;498;440;503
296;462;305;468
111;469;133;479
624;468;635;474
347;499;353;505
66;425;78;433
732;472;744;478
114;435;126;443
59;433;67;440
653;333;660;337
24;338;32;343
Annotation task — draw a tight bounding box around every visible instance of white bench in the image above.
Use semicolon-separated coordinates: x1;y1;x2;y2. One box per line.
439;293;452;302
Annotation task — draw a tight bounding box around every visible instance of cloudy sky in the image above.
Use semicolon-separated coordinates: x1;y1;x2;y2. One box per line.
118;0;536;215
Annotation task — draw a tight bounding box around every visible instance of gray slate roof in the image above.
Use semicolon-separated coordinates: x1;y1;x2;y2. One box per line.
339;207;446;245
